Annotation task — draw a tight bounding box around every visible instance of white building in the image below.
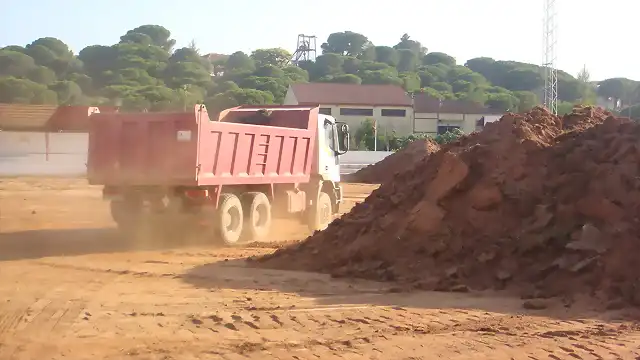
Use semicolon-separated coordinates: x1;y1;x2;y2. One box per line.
283;83;414;136
412;94;504;135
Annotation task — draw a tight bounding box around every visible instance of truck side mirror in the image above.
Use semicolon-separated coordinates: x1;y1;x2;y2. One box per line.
335;122;349;155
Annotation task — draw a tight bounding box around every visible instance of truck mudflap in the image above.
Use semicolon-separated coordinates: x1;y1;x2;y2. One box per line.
331;182;344;215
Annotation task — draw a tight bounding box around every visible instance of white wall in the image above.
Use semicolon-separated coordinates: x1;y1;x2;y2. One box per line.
316;105;414;136
340;151;393;164
414;112;502;134
283;87;298;105
339;151;394;175
0;132;88;176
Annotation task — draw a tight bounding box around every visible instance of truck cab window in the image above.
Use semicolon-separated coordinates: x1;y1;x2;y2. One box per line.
324;120;335;151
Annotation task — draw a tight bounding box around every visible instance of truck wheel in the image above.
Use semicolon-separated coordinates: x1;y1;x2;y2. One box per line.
308;191;333;232
157;197;187;244
214;193;244;245
241;192;272;242
110;199;141;235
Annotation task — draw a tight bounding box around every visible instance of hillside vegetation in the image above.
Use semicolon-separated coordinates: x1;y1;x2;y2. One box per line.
0;25;637;114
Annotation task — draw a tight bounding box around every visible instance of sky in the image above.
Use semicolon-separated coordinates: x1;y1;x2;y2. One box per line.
0;0;635;82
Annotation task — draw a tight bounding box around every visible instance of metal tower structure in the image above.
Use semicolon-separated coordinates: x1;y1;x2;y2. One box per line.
291;34;317;65
542;0;558;114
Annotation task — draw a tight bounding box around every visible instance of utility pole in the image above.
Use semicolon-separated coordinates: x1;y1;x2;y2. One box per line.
373;119;377;151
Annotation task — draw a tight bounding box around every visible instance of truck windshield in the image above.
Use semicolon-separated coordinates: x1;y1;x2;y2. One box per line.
323;120;335;151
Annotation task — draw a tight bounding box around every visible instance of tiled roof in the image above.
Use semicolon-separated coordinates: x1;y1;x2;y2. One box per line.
413;93;503;114
0;104;59;130
291;83;412;107
0;104;120;131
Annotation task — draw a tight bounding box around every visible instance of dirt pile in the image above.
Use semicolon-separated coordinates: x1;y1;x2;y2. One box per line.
257;106;640;306
346;139;440;184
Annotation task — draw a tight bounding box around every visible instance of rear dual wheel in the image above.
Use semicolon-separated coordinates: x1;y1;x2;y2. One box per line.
110;198;141;236
111;196;183;244
214;194;244;245
240;192;272;242
214;192;272;246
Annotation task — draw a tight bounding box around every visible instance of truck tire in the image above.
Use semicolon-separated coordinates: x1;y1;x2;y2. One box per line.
110;198;141;235
214;193;244;245
240;192;272;242
157;197;188;244
308;191;333;232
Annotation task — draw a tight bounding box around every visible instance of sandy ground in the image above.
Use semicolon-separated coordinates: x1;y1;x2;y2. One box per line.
1;178;640;360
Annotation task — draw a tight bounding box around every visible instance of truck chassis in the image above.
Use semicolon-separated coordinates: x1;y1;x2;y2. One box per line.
105;179;342;245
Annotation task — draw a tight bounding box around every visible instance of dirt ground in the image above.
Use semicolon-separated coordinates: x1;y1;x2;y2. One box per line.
0;178;639;360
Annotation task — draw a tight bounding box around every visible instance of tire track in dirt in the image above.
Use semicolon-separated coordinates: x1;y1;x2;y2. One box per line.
6;263;116;340
172;300;640;360
0;305;28;359
0;307;26;338
453;320;640;360
18;281;90;338
0;283;71;359
50;276;112;334
177;305;520;357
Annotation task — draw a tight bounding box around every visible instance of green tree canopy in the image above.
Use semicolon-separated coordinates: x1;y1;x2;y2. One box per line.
374;46;399;67
0;77;57;104
321;31;370;57
225;51;256;73
423;52;456;66
328;74;362;85
0;50;36;78
120;25;176;51
250;48;291;68
0;26;627;112
393;33;426;56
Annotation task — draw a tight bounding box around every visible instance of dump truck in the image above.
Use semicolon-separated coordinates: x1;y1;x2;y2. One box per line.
87;104;350;245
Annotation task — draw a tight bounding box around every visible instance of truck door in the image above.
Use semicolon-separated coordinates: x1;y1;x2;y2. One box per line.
322;119;341;182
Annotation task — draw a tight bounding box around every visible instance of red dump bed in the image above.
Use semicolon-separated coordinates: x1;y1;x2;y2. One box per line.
87;105;318;186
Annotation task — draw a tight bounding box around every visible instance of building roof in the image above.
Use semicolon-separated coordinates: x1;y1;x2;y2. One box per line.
0;104;59;130
0;104;119;132
413;93;503;114
290;83;412;107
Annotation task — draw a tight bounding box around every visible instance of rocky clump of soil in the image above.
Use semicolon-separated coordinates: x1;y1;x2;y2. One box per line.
345;139;440;184
257;106;640;307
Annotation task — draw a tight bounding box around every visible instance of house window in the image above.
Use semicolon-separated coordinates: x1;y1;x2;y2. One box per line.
339;108;374;116
319;107;332;115
437;125;460;135
381;109;406;117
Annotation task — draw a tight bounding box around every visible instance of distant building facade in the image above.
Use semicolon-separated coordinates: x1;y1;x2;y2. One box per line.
412;94;504;135
283;83;414;136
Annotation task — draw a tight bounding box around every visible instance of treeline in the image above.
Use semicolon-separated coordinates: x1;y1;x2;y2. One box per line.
0;25;637;114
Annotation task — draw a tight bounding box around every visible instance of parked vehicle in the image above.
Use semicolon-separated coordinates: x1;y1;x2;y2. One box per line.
87;104;350;245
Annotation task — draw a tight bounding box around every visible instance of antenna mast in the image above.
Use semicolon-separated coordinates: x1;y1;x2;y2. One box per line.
543;0;558;114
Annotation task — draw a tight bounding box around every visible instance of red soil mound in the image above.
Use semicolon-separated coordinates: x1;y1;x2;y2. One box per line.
257;107;640;306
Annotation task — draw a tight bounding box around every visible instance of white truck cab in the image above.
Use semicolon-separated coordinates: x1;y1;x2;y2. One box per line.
315;114;348;182
309;113;349;228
